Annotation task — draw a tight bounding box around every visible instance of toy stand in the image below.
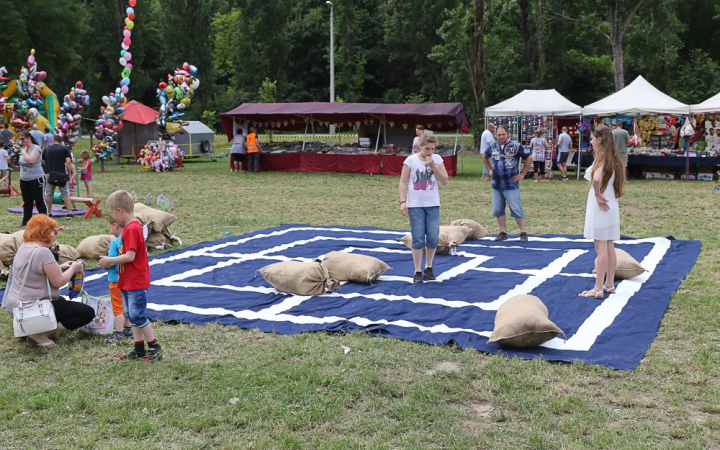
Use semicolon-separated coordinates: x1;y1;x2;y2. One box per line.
98;158;108;173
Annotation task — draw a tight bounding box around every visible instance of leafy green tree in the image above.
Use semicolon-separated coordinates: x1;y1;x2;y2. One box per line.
671;49;720;104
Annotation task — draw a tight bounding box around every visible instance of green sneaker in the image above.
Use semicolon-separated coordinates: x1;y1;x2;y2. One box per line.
120;349;145;361
143;345;163;362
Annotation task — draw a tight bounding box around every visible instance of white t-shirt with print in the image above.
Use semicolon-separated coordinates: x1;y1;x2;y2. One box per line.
404;153;444;208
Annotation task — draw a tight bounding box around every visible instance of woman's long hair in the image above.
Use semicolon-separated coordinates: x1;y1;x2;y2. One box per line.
591;125;625;197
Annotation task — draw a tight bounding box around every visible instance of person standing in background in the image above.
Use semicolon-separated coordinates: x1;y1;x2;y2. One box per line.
0;125;14;146
556;126;572;181
230;128;247;172
30;125;46;151
479;123;496;181
246;127;261;173
44;126;54;150
530;129;550;183
612;122;630;182
412;125;425;154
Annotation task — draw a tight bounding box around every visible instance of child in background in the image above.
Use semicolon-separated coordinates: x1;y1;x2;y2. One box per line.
0;142;9;186
69;152;78;211
104;215;133;344
80;150;92;199
99;190;162;362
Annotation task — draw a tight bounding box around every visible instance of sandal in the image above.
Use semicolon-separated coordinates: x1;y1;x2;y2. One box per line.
27;336;57;348
578;289;604;299
603;285;616;294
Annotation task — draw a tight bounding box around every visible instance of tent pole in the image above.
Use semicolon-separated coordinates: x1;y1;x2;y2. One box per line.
312;118;315;143
374;121;382;153
302;120;309;152
383;115;387;150
685;114;690;182
576;115;582;180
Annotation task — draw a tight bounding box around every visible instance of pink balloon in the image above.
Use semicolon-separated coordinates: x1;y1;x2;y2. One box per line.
129;0;136;6
124;52;132;61
126;63;133;70
123;37;131;46
123;30;131;38
121;85;129;94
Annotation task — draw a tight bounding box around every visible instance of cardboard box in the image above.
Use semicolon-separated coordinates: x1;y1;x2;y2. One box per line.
698;173;714;181
644;172;661;179
661;173;675;180
680;174;696;180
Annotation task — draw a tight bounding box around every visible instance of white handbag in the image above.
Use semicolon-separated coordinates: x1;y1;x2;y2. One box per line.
11;248;58;338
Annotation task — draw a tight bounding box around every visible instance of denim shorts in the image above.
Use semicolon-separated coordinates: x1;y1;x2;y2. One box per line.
407;206;440;249
122;289;150;328
492;188;524;219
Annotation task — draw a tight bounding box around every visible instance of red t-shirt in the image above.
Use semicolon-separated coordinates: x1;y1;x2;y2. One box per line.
118;220;150;290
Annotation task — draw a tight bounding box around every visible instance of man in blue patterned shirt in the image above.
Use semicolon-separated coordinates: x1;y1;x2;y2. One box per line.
482;125;532;242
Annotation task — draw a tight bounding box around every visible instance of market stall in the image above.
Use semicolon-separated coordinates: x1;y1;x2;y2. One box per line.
485;89;585;177
219;102;470;176
581;76;714;180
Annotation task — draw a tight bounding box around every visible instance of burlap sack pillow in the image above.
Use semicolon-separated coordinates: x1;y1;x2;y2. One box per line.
146;228;181;251
320;251;390;284
259;261;340;296
593;248;647;280
399;225;471;254
487;294;563;347
0;231;24;266
134;203;176;231
49;242;80;264
76;235;116;260
449;219;490;240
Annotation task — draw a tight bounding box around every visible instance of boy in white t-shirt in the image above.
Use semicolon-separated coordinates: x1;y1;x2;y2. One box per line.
0;142;10;186
706;128;717;151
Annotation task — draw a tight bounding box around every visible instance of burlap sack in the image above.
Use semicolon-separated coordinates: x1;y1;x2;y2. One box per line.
49;242;80;264
259;261;340;296
320;251;390;284
0;231;24;266
76;235;115;260
488;294;563;347
593;248;647;280
146;228;182;251
134;203;176;232
449;219;490;240
399;225;472;254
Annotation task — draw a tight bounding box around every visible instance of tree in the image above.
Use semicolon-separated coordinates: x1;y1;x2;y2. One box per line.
671;49;720;104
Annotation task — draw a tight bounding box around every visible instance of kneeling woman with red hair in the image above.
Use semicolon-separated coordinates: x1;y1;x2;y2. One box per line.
3;215;93;347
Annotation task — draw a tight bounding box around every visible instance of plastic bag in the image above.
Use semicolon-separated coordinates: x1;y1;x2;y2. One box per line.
78;291;114;335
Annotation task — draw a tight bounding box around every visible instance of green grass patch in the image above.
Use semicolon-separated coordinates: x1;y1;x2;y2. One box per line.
0;139;718;448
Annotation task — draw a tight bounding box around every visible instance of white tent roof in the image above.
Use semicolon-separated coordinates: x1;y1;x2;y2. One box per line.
690;92;720;113
485;89;581;117
582;76;689;116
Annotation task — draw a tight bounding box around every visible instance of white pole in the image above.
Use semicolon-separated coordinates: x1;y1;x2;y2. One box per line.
330;6;334;102
302;120;309;152
453;127;459;155
375;123;381;153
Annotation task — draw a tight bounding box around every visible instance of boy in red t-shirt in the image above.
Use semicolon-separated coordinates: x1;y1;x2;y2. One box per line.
99;190;162;362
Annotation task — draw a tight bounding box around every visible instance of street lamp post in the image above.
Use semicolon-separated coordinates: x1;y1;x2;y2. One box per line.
326;1;334;103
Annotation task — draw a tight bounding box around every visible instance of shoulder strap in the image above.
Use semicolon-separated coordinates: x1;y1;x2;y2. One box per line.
16;247;52;303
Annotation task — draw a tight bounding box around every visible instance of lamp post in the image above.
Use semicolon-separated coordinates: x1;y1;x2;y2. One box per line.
326;1;334;103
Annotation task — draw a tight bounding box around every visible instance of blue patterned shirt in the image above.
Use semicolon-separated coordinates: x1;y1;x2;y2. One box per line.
484;140;531;191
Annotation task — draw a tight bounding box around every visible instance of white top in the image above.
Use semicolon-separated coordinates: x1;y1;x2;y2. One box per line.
583;165;620;241
480;130;495;154
404;153;444;208
0;149;7;170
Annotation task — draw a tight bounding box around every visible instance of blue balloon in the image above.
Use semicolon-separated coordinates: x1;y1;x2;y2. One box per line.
126;7;134;14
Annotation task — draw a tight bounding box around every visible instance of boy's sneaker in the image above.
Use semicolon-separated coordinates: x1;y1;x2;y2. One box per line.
104;332;124;345
423;267;436;281
122;327;133;338
494;231;508;241
144;345;163;362
119;349;145;361
519;232;529;243
413;271;423;284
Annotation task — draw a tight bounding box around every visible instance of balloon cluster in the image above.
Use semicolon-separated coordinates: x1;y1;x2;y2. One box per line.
0;67;9;113
56;82;90;149
138;140;184;172
93;89;126;160
118;0;137;96
15;49;47;106
9;100;38;130
5;139;21;169
156;62;200;139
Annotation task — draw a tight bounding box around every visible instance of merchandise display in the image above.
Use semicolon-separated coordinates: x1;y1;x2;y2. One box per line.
259;140;456;156
138;140;184;172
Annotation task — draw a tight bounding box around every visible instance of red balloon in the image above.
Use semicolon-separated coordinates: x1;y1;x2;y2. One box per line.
117;121;124;130
158;82;168;90
129;0;137;6
128;12;135;20
123;37;131;46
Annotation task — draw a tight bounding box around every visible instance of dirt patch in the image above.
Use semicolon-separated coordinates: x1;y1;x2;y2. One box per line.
425;361;460;375
470;403;494;417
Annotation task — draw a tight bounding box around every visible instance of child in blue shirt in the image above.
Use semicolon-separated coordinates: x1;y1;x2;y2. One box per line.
105;216;133;344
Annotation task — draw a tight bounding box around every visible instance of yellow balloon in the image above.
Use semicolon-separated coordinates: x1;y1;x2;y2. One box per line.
180;98;191;106
127;20;134;29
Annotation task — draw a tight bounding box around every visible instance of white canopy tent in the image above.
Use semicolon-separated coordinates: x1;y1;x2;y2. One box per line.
690;92;720;113
485;89;582;117
582;76;689;116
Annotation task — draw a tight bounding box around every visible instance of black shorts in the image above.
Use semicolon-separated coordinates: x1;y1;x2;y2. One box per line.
231;153;246;163
533;160;546;175
557;152;569;164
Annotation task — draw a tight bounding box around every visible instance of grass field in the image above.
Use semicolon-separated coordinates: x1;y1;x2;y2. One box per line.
0;138;718;449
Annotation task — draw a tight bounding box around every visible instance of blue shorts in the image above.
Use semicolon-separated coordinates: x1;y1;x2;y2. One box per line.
492;188;524;219
408;206;440;249
0;169;8;175
122;289;150;328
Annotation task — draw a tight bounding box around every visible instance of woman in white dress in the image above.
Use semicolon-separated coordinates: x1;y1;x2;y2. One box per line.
579;125;626;299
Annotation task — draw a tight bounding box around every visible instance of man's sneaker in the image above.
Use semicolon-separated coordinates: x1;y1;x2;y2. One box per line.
423;267;436;281
119;349;145;361
66;214;74;220
144;345;163;362
413;271;424;284
519;232;529;243
561;177;569;182
494;231;508;241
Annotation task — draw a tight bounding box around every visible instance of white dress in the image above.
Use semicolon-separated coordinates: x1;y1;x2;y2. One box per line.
583;165;620;241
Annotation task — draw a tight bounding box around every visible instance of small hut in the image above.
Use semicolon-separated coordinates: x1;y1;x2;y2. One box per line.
116;101;160;163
